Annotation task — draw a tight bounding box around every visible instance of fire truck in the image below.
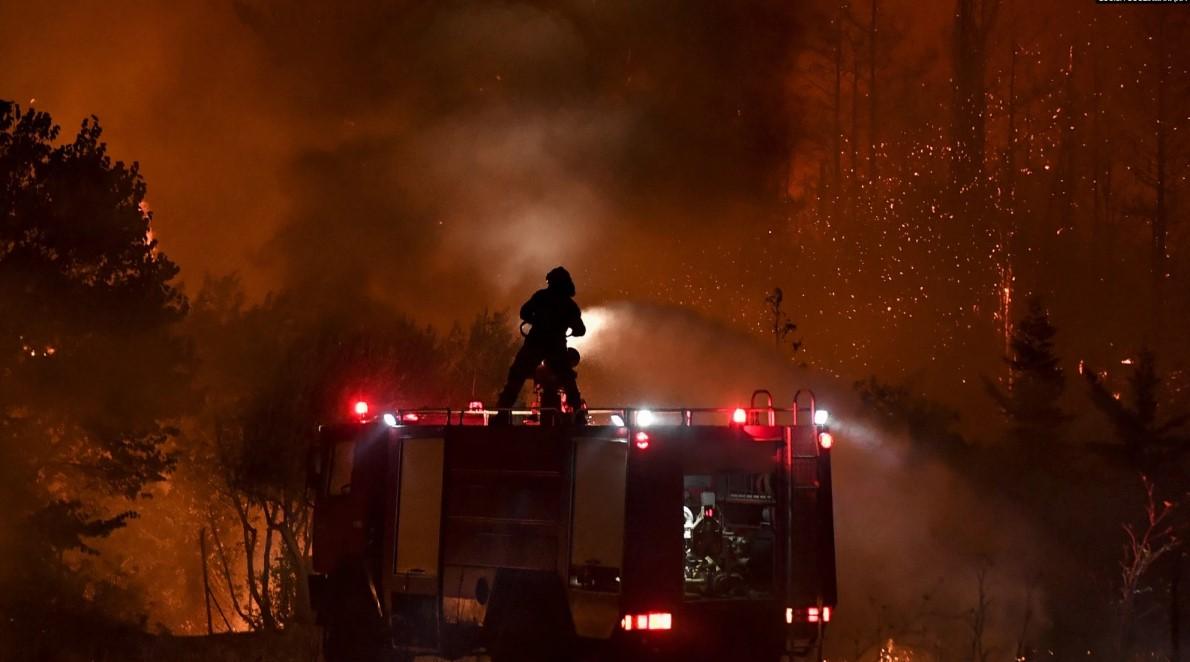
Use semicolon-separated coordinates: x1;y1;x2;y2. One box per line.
307;391;838;662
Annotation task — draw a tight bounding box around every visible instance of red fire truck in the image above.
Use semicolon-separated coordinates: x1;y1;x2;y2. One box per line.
307;391;838;662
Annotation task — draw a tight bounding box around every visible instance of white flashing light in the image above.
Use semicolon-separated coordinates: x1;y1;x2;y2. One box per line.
636;409;655;427
813;409;829;426
609;414;625;427
382;413;398;427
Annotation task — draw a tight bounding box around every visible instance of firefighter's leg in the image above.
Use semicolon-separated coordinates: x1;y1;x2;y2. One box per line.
497;343;542;410
546;352;585;424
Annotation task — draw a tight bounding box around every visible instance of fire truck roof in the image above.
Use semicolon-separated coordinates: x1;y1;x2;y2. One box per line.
344;405;826;429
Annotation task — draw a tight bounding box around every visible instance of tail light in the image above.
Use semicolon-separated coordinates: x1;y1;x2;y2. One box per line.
621;612;672;631
353;400;369;416
732;407;747;424
787;606;832;624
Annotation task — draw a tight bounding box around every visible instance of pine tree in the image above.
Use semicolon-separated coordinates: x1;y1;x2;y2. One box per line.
1084;348;1189;470
984;297;1066;445
0;101;189;620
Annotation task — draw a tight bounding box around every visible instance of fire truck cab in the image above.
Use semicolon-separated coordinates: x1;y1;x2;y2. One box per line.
308;391;838;662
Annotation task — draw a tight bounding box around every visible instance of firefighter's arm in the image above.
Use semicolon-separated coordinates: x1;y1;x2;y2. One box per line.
519;295;538;323
569;304;586;337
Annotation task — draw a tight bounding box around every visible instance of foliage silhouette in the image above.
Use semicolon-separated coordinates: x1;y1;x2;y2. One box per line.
0;100;190;647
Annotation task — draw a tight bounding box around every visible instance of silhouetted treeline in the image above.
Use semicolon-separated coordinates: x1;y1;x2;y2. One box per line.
853;295;1189;659
0;101;520;659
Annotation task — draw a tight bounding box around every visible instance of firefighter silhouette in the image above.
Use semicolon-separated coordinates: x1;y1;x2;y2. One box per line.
496;267;585;421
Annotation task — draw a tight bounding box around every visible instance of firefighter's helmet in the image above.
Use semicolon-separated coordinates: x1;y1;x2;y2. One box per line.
546;266;575;296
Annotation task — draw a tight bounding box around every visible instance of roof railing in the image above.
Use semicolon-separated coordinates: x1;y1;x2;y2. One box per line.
379;404;809;427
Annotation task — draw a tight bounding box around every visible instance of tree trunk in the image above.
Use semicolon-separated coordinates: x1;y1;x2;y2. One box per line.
209;516;252;625
1121;594;1137;661
951;0;998;190
850;46;860;179
850;44;861;224
276;506;316;625
867;0;878;181
1006;47;1015;196
1045;46;1077;270
260;502;277;630
1173;552;1183;662
201;528;214;635
1089;39;1105;269
832;1;845;218
232;494;274;630
1151;27;1168;333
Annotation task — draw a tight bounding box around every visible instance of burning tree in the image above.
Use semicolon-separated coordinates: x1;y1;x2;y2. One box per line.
983;297;1067;447
0;102;190;646
1117;476;1186;660
1084;348;1190;472
764;287;802;357
188;279;516;633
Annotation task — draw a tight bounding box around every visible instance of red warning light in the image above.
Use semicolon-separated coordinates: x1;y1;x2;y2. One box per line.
732;407;747;424
634;431;650;450
787;605;833;624
353;400;369;416
818;432;833;449
646;612;672;630
621;612;673;631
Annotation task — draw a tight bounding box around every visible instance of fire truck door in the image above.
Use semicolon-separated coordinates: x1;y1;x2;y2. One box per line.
394;437;445;596
568;435;627;638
